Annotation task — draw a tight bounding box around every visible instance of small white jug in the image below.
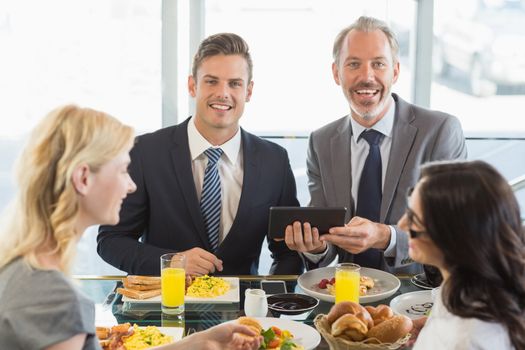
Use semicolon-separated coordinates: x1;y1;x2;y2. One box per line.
244;288;268;317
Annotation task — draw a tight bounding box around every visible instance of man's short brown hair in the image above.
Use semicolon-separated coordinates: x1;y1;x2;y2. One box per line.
192;33;253;82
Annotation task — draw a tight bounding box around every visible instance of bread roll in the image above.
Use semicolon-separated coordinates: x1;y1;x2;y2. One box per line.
331;314;368;341
237;316;262;334
366;315;413;344
365;304;394;325
326;301;373;329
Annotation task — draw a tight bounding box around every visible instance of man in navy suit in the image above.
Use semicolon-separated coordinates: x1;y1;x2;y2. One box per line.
97;33;303;276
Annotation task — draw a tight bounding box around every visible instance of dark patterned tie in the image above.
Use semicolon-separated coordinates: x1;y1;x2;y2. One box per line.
354;129;384;269
200;147;223;252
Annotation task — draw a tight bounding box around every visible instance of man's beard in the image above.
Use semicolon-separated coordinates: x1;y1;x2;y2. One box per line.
349;85;391;121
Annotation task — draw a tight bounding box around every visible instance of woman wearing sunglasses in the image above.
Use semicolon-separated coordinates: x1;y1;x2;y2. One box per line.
0;105;261;350
398;160;525;349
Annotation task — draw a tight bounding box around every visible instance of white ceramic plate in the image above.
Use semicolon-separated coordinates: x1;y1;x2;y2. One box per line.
297;267;400;303
389;290;433;319
228;317;321;350
150;326;184;342
121;277;239;304
410;273;434;290
98;326;184;346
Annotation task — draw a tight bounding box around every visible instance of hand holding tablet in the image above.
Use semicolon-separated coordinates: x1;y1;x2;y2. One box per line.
268;207;347;240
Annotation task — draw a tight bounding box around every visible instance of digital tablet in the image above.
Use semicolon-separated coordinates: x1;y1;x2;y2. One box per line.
268;207;347;239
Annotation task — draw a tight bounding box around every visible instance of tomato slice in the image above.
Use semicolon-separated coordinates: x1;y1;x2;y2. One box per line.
267;339;280;348
271;326;282;336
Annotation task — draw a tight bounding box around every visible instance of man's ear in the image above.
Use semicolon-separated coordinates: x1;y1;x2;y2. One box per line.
245;81;254;102
332;62;341;86
188;75;197;97
71;164;90;195
392;60;400;84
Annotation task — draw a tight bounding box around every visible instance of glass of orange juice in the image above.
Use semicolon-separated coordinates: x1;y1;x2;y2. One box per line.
335;263;360;303
161;253;186;315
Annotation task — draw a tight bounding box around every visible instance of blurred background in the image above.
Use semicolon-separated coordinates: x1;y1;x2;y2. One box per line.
1;0;523;275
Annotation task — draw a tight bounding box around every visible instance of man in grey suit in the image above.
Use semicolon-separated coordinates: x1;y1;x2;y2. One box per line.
282;16;467;274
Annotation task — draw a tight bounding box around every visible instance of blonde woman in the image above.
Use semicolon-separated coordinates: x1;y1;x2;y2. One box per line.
0;105;261;350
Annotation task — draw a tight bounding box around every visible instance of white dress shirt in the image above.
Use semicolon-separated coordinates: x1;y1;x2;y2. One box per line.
187;117;243;243
304;96;397;263
414;288;513;349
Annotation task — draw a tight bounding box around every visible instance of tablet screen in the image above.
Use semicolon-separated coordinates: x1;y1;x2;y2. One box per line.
268;207;347;239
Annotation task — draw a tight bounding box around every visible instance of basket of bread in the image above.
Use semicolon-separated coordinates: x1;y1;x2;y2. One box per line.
314;301;412;350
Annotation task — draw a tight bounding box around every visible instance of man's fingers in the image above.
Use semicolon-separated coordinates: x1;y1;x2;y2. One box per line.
322;232;366;253
328;226;350;235
329;225;365;238
182;248;219;275
284;225;294;248
312;227;320;241
303;223;314;246
214;258;223;272
195;247;219;262
284;224;295;247
293;221;306;247
348;216;365;225
231;324;257;337
194;248;223;272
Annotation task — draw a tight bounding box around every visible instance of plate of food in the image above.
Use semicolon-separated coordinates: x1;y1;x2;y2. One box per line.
389;290;433;319
297;266;400;303
97;323;183;349
119;275;239;304
229;316;321;350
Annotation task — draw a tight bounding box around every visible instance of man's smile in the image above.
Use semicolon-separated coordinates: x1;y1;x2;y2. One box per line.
209;103;233;111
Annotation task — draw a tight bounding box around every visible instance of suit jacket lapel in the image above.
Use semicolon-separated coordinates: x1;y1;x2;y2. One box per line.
169;118;210;249
330;118;353;216
381;95;417;221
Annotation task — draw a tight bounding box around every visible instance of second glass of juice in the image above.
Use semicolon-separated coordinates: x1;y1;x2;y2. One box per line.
335;263;360;303
161;253;186;315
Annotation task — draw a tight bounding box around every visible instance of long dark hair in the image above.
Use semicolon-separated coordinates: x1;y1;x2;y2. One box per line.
419;160;525;349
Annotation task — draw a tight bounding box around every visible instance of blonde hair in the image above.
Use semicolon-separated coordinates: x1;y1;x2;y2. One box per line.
0;105;134;273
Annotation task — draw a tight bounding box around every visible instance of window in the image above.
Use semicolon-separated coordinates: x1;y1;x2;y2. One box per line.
203;0;416;134
0;0;162;209
431;0;525;135
0;0;162;275
431;0;525;216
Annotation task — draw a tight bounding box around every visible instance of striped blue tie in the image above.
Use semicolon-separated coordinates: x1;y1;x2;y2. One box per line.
200;147;223;252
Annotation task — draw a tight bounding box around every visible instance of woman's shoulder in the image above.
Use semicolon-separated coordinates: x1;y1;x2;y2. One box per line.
0;260;97;350
439;291;512;348
415;293;513;350
461;317;513;349
0;259;79;311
